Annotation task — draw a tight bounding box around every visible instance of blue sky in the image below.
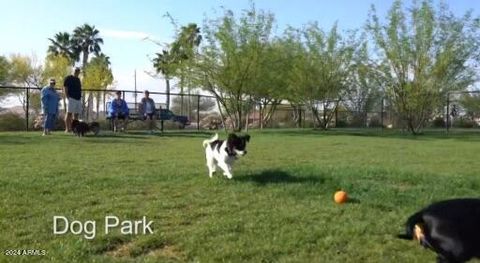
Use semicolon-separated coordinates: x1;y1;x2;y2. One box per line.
1;0;478;94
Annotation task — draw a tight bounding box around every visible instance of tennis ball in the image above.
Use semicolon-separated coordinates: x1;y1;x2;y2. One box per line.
334;190;348;204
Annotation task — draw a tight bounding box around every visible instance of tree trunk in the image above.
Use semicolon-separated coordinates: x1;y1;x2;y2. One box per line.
216;98;228;133
82;50;89;70
262;102;278;128
95;92;101;120
259;103;263;130
180;75;185;115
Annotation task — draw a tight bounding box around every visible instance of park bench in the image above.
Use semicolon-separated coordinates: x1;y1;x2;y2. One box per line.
106;101;190;131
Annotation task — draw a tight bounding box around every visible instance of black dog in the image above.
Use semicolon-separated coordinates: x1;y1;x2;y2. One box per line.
398;198;480;263
71;120;100;137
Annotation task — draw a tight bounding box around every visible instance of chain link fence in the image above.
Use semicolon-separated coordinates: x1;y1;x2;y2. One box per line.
1;86;479;133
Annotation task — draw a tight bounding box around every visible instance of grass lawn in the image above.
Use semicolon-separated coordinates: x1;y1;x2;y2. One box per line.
1;129;480;262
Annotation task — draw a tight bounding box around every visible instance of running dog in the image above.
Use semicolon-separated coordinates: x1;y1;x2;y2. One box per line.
202;133;250;179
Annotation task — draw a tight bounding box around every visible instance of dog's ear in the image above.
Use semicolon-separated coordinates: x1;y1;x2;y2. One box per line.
226;133;237;155
244;134;250;142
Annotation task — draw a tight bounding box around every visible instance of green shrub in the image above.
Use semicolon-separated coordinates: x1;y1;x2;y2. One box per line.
431;117;445;128
0;112;25;131
368;116;383;128
335;119;348;128
453;118;477;128
349;114;367;127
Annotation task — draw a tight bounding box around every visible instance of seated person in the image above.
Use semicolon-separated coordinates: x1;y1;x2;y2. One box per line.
108;91;129;132
138;90;157;134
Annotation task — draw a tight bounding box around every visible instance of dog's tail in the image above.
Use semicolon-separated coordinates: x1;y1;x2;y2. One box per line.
202;133;218;148
397;211;424;240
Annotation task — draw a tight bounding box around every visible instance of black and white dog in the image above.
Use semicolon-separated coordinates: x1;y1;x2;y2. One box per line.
398;198;480;263
71;120;100;137
202;133;250;179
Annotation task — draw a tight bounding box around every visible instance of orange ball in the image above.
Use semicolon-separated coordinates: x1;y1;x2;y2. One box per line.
334;190;348;204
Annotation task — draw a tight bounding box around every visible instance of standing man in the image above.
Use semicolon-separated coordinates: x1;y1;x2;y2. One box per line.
63;67;82;132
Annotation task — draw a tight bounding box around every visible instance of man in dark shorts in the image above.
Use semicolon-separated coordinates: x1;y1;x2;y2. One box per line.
139;90;157;134
108;91;129;132
63;67;82;132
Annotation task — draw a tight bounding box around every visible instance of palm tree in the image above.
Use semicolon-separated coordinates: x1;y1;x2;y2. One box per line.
153;50;174;110
171;23;202;115
96;53;111;66
171;23;202;60
84;53;113;120
72;24;104;70
47;32;78;63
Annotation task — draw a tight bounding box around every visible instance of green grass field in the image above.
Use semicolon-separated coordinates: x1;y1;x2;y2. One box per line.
1;129;480;262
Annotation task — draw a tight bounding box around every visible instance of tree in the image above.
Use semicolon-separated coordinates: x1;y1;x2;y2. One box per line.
249;38;292;129
0;55;9;85
152;49;175;110
42;54;72;111
288;23;356;129
192;6;275;131
0;55;10;99
170;23;202;115
8;54;44;115
48;24;107;119
367;0;480;134
9;54;42;88
72;24;104;69
48;24;104;70
47;32;78;63
150;23;202;113
459;92;480;122
43;54;71;84
82;54;113;120
170;93;216;121
344;41;383;126
171;23;202;62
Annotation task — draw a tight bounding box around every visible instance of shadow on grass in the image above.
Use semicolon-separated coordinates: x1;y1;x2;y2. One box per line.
235;169;325;185
346;197;361;204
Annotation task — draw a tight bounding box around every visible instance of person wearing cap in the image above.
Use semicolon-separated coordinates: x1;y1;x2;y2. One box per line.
63;67;82;132
107;90;129;132
138;90;157;134
41;78;61;135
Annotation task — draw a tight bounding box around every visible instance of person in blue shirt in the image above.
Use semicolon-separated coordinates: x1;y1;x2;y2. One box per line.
41;78;60;136
108;90;129;132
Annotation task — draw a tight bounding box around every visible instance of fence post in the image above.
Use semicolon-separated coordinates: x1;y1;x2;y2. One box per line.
103;91;106;114
334;106;338;128
446;93;450;134
299;107;302;128
303;107;306;128
25;87;29;131
381;97;384;131
197;95;200;131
